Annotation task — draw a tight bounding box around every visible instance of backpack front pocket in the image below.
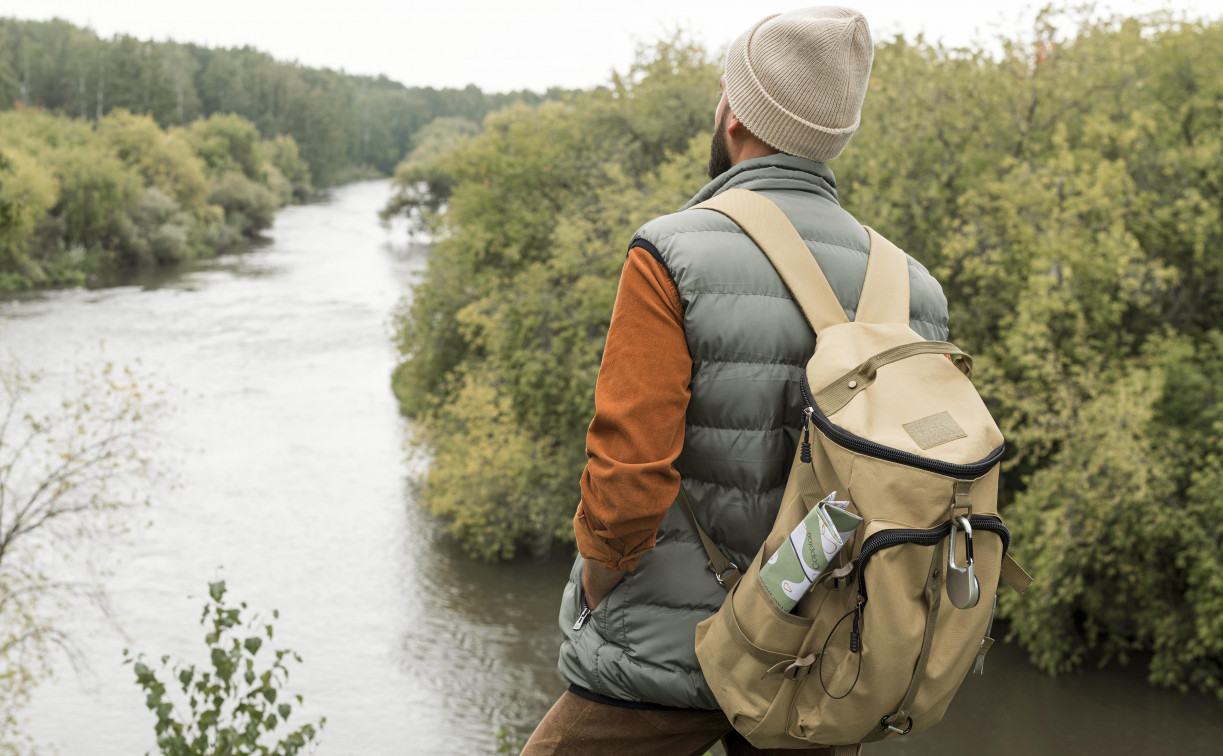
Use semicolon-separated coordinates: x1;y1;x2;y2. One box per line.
787;519;1006;744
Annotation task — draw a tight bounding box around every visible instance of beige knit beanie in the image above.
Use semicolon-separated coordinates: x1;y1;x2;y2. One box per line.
724;6;874;163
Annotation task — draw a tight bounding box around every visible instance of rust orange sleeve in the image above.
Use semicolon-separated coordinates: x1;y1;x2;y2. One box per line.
574;246;691;571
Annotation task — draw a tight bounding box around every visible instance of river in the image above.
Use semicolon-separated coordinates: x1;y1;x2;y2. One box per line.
2;180;1220;754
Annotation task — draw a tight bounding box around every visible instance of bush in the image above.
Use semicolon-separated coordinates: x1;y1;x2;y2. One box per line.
208;171;278;237
125;581;325;756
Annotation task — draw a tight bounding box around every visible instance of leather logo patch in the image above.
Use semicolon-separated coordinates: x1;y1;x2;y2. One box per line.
903;412;967;450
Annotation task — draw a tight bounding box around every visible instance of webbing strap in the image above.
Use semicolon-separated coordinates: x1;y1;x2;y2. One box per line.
856;228;911;325
692;189;850;334
881;540;945;737
677;486;741;591
1001;554;1034;594
830;745;862;756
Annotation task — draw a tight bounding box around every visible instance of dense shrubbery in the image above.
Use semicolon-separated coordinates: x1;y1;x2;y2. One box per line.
385;11;1223;696
0;108;300;289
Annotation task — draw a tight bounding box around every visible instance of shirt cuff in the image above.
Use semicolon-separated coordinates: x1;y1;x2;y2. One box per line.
573;504;656;571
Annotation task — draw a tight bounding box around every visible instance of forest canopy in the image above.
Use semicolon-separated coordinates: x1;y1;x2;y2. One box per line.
384;10;1223;697
0;17;558;185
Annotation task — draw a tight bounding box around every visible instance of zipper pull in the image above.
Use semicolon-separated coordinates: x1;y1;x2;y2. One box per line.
573;593;592;630
800;406;813;463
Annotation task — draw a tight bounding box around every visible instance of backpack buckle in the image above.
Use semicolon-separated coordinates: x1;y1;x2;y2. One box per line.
714;564;741;589
947;515;980;609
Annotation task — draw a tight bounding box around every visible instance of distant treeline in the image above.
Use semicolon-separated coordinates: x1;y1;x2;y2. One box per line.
384;10;1223;698
0;17;560;290
0;17;560;185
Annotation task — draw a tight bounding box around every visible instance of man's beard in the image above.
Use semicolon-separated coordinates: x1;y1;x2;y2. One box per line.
707;108;732;181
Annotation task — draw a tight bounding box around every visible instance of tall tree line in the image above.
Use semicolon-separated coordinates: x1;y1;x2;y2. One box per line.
0;18;558;185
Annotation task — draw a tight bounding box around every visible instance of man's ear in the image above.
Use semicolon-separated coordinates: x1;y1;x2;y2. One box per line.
724;110;747;140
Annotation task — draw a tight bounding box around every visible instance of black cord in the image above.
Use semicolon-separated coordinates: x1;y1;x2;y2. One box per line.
817;606;863;700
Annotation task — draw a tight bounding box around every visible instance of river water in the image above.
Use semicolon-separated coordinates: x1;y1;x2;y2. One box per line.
3;180;1221;754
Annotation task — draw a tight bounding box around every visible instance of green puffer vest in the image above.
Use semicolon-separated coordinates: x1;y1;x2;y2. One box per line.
557;155;950;709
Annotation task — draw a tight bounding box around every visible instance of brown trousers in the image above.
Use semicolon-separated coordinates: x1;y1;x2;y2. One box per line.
520;691;833;756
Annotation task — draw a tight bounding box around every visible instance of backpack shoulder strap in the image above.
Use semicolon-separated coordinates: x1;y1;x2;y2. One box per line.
692;188;850;333
856;227;911;325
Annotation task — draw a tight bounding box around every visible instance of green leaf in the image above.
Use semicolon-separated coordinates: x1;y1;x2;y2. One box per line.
278;703;291;720
209;581;226;602
243;636;262;655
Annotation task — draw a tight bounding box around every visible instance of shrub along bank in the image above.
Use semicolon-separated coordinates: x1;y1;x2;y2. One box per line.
0;108;308;290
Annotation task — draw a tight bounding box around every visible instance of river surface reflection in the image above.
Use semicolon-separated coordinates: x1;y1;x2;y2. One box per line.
4;180;1220;755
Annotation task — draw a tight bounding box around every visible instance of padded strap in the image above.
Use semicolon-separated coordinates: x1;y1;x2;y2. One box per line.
677;486;741;591
856;228;911;325
692;189;850;334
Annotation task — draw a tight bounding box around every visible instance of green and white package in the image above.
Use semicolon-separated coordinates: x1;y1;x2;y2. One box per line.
759;491;863;612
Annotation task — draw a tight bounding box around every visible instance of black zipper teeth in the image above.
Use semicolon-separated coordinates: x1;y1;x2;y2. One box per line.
799;375;1005;479
857;516;1010;603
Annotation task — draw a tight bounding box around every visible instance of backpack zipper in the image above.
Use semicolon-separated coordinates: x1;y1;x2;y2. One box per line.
799;374;1005;479
856;516;1010;604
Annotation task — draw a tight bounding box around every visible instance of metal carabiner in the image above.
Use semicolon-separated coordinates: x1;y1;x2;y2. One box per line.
947;515;980;610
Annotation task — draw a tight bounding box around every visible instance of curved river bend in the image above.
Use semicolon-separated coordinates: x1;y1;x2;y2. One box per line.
3;180;1221;754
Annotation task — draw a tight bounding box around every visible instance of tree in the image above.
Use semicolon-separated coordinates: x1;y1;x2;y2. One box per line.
0;358;164;750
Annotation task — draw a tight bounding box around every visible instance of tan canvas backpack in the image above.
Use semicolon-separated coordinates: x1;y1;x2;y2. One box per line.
682;189;1032;753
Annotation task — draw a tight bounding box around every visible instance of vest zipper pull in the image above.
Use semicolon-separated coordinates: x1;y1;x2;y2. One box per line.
573;592;592;630
801;406;813;463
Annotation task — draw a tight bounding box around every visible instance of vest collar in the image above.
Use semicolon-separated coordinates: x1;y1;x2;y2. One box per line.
681;154;839;210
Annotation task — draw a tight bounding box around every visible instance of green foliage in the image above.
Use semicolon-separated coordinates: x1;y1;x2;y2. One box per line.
380;117;481;231
385;10;1223;696
125;581;325;756
184;114;266;182
99;109;210;215
494;727;524;755
259;136;312;202
208;172;279;239
0;106;295;289
0;147;61;288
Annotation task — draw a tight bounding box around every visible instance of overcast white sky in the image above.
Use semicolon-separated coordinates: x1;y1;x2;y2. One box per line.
3;1;1221;92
